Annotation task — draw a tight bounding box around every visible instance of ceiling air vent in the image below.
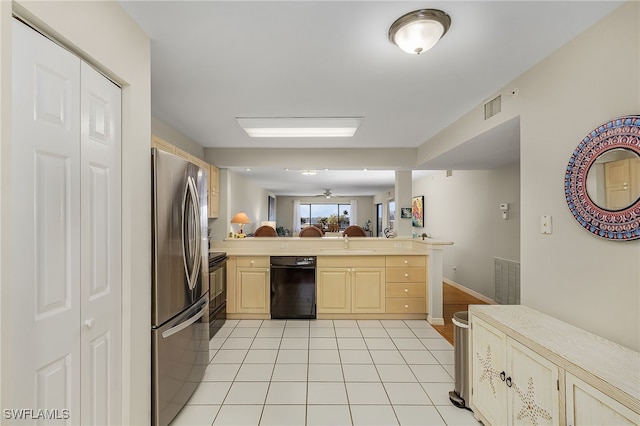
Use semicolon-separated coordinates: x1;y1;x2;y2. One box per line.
484;94;501;120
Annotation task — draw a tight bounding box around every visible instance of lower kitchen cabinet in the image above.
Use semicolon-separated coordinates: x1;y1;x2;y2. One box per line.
470;306;640;426
317;268;351;313
385;256;427;314
472;316;559;426
351;268;385;313
317;256;385;314
227;256;270;314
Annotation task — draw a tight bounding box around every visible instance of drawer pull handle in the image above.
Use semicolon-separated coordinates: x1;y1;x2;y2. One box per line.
506;377;513;387
404;288;409;293
250;260;254;264
404;260;408;264
404;304;409;308
500;371;506;381
404;273;409;278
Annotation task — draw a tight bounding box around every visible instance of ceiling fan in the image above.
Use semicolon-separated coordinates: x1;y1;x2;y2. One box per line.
315;189;340;199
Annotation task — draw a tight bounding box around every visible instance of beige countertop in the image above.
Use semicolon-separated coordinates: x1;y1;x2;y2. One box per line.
210;236;452;257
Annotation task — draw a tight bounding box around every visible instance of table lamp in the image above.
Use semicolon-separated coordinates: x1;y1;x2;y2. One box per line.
231;211;251;234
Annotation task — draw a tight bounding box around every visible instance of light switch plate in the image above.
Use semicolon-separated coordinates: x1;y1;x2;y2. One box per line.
541;215;552;234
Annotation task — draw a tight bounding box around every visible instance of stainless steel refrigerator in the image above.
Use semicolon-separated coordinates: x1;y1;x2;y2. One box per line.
151;148;209;426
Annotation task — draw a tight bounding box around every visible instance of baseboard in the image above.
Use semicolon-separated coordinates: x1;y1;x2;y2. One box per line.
443;278;496;305
427;315;445;326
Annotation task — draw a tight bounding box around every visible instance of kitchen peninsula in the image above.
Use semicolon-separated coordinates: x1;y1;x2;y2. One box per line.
211;237;452;324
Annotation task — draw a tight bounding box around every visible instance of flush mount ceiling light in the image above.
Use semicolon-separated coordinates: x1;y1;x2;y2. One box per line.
389;9;451;55
236;117;363;138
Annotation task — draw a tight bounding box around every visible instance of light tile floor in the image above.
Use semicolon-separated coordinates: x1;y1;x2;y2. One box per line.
171;319;480;426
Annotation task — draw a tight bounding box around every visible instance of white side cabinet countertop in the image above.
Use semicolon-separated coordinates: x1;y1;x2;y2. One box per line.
469;305;640;426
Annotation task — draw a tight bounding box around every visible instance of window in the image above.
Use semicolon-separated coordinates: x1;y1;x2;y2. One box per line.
299;204;351;230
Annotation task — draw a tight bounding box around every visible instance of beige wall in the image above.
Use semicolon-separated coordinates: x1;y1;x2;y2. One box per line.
414;163;521;300
417;2;639;350
0;1;151;423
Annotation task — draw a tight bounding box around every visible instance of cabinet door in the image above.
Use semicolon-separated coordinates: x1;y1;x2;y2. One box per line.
352;268;385;313
605;158;631;209
236;268;269;313
566;373;639;425
209;165;220;218
317;268;351;313
507;339;560;426
471;318;508;426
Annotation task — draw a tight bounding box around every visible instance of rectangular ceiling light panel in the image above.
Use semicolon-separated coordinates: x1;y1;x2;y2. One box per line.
236;117;363;138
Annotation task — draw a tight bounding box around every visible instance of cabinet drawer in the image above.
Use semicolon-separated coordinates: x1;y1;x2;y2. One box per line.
386;283;426;298
236;256;270;268
386;256;426;268
386;267;426;283
385;297;426;313
317;256;385;268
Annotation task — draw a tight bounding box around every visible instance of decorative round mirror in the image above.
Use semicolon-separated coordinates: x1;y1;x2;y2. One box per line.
565;115;640;240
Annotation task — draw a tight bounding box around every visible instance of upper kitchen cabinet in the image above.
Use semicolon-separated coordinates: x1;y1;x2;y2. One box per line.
209;164;220;219
151;135;219;218
151;135;176;154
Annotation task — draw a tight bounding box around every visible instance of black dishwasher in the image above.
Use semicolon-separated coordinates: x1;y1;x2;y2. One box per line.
270;256;316;319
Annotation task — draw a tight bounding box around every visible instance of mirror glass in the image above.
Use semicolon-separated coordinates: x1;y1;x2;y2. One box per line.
586;148;640;211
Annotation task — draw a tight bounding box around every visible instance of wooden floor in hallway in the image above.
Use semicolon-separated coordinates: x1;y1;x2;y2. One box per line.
432;283;489;345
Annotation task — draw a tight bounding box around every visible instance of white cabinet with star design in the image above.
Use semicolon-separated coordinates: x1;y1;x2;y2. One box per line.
471;315;560;426
469;306;640;426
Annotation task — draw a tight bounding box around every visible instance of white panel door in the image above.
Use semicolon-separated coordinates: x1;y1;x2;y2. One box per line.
11;19;122;425
79;61;121;425
12;19;81;424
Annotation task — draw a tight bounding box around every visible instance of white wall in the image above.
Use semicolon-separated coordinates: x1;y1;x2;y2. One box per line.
276;196;374;235
413;163;521;299
152;116;205;160
416;2;640;350
0;1;151;423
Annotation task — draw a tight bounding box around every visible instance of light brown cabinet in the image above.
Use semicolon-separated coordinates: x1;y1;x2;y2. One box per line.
209;164;220;218
385;256;427;314
151;135;219;218
226;256;270;315
317;256;385;314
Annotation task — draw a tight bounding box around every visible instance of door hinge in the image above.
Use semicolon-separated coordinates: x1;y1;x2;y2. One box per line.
557;379;560;391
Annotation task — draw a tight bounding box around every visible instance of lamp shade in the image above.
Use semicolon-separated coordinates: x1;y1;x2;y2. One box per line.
231;211;251;224
389;9;451;55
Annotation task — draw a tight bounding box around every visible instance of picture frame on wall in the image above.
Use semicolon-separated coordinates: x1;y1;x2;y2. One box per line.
268;196;275;221
400;207;411;219
412;196;424;227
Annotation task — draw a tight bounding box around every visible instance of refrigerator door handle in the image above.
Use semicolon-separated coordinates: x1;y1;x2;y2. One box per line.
182;175;202;291
161;298;209;339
